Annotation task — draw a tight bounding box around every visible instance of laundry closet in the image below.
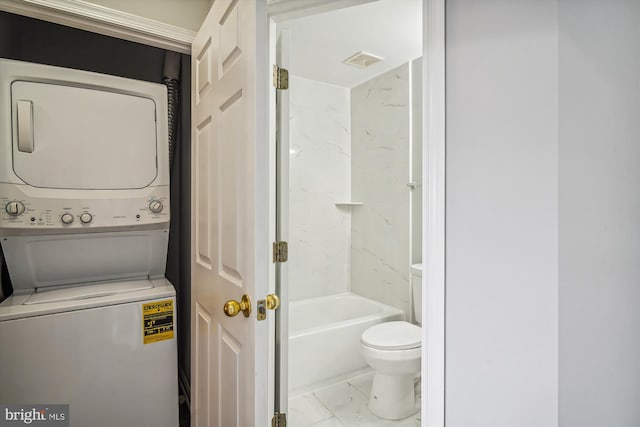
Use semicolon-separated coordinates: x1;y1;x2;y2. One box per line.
0;10;192;425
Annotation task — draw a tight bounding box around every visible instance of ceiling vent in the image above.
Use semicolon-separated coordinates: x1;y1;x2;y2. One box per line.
343;51;384;68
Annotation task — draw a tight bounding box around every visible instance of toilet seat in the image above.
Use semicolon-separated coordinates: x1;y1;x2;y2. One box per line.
361;321;421;350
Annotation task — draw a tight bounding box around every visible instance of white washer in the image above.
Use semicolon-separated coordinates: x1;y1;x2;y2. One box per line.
0;279;177;427
0;59;178;426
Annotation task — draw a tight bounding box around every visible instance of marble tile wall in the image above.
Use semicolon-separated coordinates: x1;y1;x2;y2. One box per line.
289;76;352;301
350;64;412;316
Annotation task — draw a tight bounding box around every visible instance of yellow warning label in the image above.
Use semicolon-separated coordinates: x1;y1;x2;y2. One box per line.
142;299;174;344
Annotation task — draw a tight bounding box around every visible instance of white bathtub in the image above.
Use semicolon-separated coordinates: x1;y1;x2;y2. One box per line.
288;293;404;393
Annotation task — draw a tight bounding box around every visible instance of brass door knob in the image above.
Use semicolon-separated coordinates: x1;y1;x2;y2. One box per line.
265;294;280;310
223;294;251;318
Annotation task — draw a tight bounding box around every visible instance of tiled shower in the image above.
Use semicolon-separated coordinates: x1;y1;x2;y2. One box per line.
288;60;422;315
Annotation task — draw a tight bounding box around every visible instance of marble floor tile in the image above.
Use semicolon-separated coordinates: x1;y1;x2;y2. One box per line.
314;382;368;417
314;381;395;427
289;393;333;427
348;372;374;397
309;417;347;427
290;373;421;427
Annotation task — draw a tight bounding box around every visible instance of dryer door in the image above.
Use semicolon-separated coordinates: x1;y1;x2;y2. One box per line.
11;81;158;190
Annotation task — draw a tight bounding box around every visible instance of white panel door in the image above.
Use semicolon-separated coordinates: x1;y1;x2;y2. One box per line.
191;1;269;426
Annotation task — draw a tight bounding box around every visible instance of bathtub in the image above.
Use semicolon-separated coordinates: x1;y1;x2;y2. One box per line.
288;293;404;393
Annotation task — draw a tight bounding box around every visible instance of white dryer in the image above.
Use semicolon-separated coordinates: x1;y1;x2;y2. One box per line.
0;59;178;427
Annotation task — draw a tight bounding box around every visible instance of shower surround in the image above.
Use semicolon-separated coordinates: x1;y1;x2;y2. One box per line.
288;76;351;301
288;64;414;315
351;63;412;316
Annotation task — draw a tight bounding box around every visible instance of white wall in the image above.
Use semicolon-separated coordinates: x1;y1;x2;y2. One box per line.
351;63;412;315
558;1;640;425
288;76;352;301
445;1;559;425
446;1;640;426
84;0;212;31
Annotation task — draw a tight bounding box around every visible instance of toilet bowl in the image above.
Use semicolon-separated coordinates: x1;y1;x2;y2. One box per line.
360;321;421;420
360;263;423;420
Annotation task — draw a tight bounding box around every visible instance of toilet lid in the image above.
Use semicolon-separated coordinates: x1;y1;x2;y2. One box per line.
361;321;422;350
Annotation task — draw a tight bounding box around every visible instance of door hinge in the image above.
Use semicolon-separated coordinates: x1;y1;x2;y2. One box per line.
272;412;287;427
272;241;288;263
273;65;289;90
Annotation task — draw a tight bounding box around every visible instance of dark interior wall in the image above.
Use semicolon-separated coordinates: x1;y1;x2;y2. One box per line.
0;13;19;59
1;11;165;81
169;54;192;393
0;11;191;392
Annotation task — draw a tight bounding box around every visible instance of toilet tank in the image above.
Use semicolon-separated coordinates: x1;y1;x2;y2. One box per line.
411;263;423;325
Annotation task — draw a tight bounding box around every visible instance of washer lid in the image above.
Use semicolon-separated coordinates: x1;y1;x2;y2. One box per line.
361;321;422;350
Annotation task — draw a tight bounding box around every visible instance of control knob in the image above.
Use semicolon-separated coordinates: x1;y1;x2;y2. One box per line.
5;201;25;216
80;213;93;224
149;200;164;214
61;213;74;224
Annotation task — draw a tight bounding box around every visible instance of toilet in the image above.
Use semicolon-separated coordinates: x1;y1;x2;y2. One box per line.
360;263;423;420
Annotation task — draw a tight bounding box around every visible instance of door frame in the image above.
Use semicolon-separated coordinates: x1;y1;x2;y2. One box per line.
423;1;446;425
1;0;447;425
268;1;446;426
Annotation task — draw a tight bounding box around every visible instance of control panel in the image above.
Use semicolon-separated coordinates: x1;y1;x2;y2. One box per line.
0;183;169;232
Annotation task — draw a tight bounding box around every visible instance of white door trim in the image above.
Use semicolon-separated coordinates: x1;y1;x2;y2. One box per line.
423;0;446;426
269;1;447;426
0;0;195;53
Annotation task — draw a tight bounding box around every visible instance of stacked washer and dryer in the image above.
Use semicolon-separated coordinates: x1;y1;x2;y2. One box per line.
0;59;178;426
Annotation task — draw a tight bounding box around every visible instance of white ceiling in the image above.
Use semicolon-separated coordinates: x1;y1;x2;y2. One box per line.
277;0;422;89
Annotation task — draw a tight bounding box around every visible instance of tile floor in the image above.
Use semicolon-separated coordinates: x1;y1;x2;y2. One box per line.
288;371;421;427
